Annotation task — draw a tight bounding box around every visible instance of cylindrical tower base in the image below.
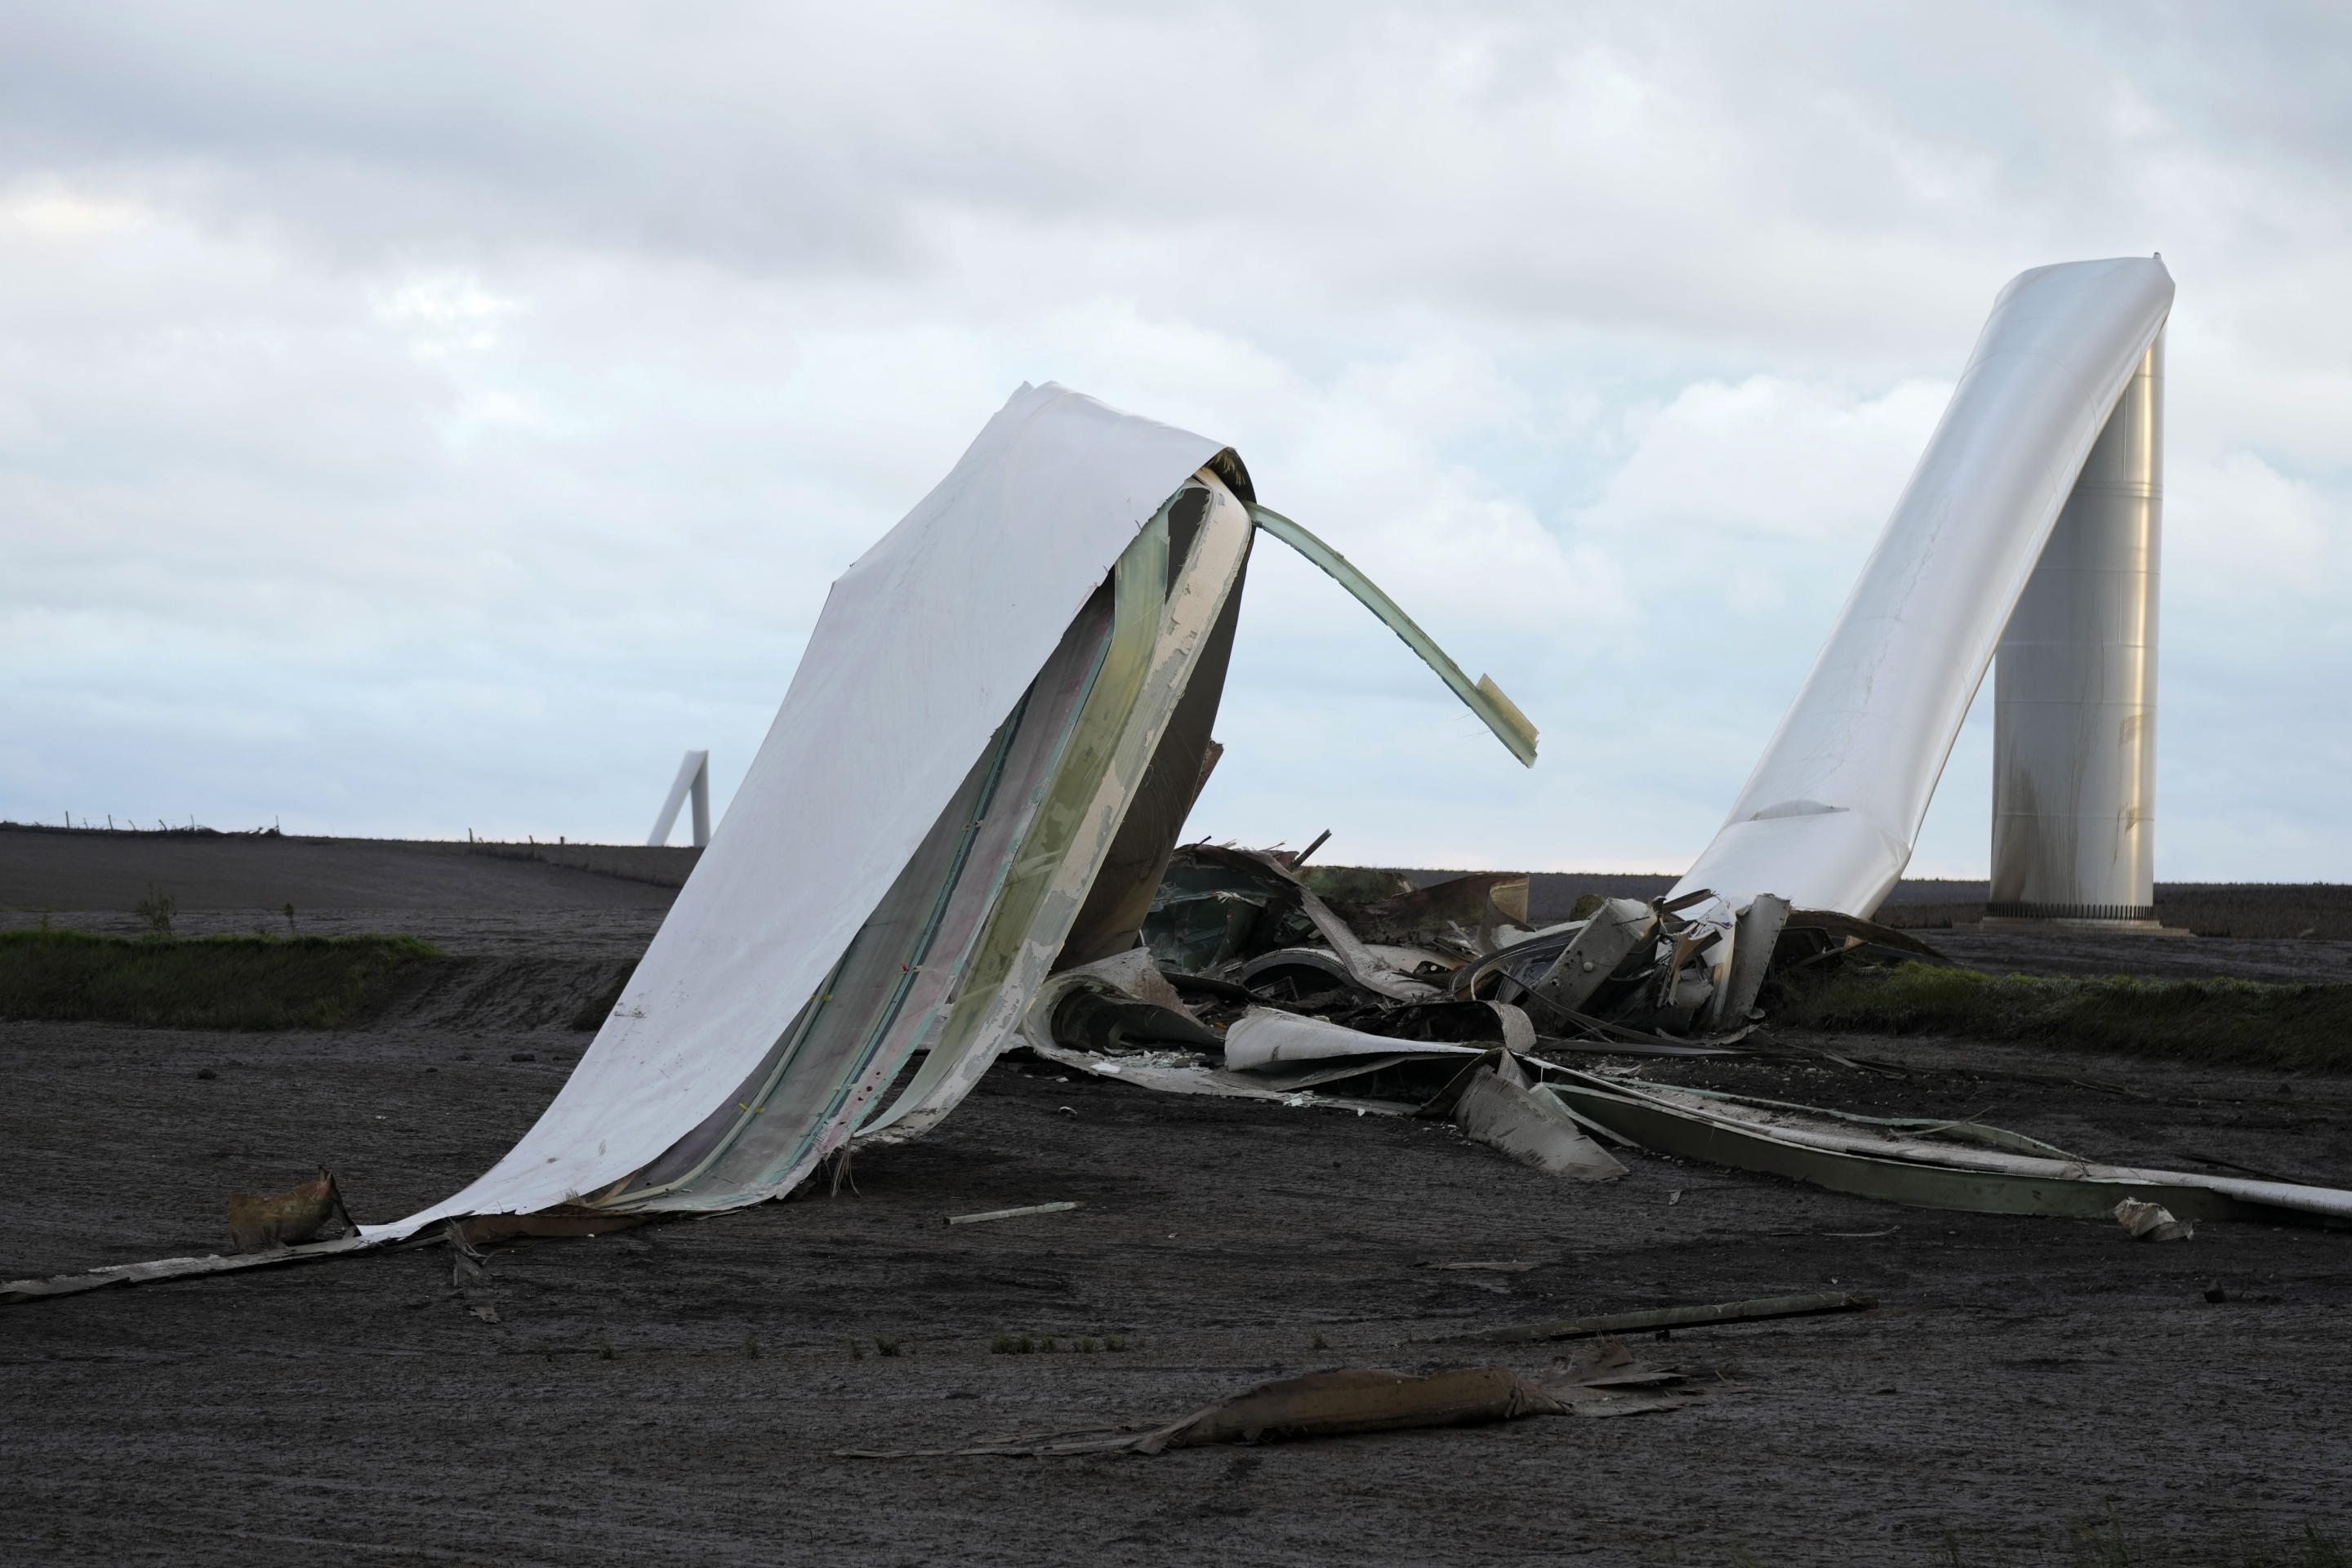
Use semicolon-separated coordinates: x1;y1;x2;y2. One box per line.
1989;332;2163;927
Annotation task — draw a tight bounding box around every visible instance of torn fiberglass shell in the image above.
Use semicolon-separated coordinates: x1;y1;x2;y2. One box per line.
586;474;1252;1209
358;383;1535;1236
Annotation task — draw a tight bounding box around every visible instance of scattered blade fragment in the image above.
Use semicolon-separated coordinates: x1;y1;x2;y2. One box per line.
1538;1335;1712;1417
1544;1071;2352;1224
1711;893;1789;1029
1450;1066;1628;1183
947;1202;1081;1227
2114;1198;2195;1242
1223;1007;1486;1071
1133;1365;1553;1452
2;1236;376;1304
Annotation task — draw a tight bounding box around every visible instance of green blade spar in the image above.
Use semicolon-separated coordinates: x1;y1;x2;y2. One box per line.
1247;504;1538;767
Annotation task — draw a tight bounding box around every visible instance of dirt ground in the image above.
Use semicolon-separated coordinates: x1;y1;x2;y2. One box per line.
0;824;695;911
5;896;2352;1566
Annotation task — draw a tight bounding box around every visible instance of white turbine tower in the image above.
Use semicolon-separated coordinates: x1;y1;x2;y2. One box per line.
1674;256;2174;928
1988;333;2163;926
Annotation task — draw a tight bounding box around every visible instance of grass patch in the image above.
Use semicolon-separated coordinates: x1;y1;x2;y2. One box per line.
1777;960;2352;1074
0;929;446;1030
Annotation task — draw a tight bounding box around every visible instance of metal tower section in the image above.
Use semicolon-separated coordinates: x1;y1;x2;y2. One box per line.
1989;334;2163;924
1666;256;2173;919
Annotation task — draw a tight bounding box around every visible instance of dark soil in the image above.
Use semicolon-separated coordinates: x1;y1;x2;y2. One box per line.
0;823;696;911
2;911;2350;1565
3;838;2349;1562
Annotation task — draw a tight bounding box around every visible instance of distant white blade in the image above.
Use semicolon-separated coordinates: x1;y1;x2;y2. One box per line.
647;749;708;847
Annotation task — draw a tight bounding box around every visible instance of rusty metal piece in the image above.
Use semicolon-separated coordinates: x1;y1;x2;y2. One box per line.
448;1206;649;1248
1137;1365;1557;1452
226;1169;354;1253
835;1352;1700;1458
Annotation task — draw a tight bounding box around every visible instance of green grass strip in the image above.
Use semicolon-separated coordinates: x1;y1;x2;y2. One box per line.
1778;960;2352;1074
0;929;447;1031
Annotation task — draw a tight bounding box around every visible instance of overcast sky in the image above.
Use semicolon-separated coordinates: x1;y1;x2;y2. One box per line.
2;2;2345;878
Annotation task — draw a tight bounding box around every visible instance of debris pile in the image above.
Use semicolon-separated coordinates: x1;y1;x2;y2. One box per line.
1018;843;1866;1174
1015;840;2352;1227
1052;842;1950;1066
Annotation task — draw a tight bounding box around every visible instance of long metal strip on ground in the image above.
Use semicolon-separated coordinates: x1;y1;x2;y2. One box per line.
1544;1072;2352;1225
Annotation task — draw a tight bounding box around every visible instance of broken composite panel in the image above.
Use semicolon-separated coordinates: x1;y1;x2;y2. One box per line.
363;382;1538;1241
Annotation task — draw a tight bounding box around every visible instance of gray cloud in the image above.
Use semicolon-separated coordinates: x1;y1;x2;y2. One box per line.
1;2;2347;875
